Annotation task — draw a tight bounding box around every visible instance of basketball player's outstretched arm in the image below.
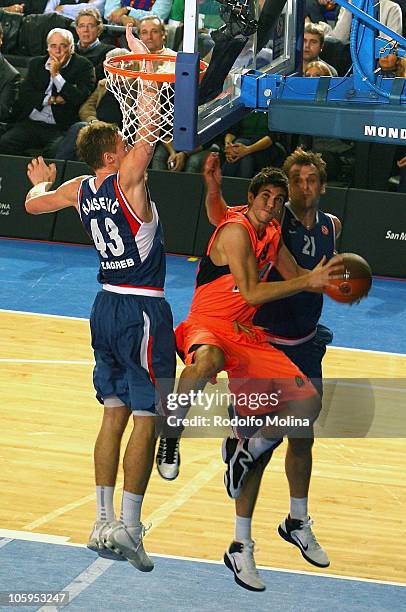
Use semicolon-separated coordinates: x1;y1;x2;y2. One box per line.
217;224;344;306
125;24;149;55
204;152;228;225
25;156;84;214
118;24;159;220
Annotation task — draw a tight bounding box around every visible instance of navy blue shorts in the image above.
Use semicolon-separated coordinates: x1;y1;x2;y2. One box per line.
90;290;176;414
272;324;333;397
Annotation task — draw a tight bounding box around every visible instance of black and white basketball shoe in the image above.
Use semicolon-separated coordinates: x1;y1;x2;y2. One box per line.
278;515;330;567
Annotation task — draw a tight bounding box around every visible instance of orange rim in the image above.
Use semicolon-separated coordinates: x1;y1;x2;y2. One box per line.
104;53;208;83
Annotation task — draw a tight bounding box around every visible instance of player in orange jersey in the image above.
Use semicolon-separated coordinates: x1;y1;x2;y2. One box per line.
205;150;340;590
157;154;342;498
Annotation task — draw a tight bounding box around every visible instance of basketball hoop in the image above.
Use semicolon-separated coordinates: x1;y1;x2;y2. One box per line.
104;53;207;145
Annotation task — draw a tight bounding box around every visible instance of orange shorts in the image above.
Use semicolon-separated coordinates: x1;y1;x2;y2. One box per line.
175;316;317;416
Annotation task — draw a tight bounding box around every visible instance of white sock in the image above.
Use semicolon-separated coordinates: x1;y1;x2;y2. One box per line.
96;486;115;522
290;497;308;521
235;515;252;542
120;491;143;527
247;437;280;460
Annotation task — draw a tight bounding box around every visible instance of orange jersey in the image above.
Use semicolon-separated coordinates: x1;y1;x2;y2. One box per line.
189;207;281;325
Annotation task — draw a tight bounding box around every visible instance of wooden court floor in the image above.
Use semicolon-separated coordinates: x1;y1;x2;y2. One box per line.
1;311;405;584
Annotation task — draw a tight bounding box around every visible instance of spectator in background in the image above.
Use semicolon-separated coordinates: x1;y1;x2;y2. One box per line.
378;52;406;77
304;59;333;77
55;46;128;160
151;139;209;173
221;111;286;179
310;0;402;43
104;0;172;27
0;23;21;127
46;0;106;20
137;14;175;54
303;23;337;76
305;0;339;25
74;8;114;81
0;28;95;156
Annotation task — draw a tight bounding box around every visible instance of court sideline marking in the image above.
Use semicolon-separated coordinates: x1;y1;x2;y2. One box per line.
2;357;405;394
1;309;404;357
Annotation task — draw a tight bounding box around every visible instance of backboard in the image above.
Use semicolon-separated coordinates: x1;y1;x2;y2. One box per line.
172;0;302;151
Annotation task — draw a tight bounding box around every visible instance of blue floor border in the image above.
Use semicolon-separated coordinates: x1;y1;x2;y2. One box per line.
0;538;404;612
1;238;405;353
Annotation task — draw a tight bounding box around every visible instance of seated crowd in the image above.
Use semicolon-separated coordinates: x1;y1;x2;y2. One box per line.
0;0;405;189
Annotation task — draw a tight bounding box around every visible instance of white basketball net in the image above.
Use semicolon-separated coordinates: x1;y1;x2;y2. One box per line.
104;55;176;145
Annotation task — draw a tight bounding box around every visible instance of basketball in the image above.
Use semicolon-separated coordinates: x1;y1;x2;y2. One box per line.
325;253;372;304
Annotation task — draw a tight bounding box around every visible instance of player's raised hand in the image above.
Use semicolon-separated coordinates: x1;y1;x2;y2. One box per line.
27;157;57;186
204;152;222;188
125;24;154;78
126;24;149;54
307;254;345;292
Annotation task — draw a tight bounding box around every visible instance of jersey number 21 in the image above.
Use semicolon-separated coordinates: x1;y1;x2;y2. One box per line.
302;235;316;257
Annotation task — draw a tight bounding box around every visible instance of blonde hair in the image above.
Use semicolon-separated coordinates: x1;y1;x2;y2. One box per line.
305;60;333;77
77;122;120;170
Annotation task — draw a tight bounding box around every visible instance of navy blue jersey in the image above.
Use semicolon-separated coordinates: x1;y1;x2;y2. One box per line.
78;173;166;289
253;204;336;343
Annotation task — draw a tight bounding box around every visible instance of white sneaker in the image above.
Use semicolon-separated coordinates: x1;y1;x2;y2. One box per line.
222;437;255;499
278;515;330;567
103;520;154;572
224;540;266;592
87;520;126;561
156;437;180;480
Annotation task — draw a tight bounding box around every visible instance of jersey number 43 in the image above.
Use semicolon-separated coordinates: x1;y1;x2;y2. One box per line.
90;218;124;259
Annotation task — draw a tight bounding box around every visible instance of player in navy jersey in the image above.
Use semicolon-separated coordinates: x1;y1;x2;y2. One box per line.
201;149;341;591
24;46;176;571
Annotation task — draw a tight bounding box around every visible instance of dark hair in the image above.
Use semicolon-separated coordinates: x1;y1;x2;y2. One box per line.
283;147;327;184
76;122;120;170
0;24;3;38
304;23;325;46
248;167;288;198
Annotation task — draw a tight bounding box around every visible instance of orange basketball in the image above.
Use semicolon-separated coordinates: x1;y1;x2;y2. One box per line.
325;253;372;304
